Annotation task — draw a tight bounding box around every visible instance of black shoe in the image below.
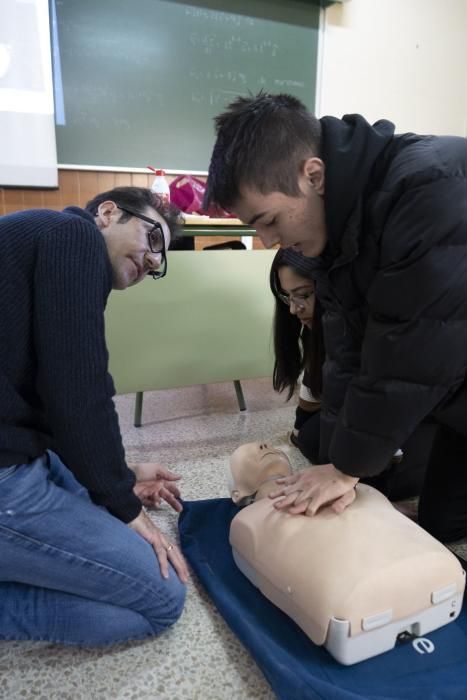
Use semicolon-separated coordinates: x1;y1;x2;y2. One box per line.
289;431;300;448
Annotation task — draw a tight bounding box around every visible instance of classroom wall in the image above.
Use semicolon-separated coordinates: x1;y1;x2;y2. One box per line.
318;0;467;135
0;169;261;249
0;170;153;216
2;0;467;219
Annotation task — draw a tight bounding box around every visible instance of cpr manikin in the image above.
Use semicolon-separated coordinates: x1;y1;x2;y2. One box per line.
228;443;465;665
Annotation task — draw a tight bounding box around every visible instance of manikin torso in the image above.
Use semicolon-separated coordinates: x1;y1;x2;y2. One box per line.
228;443;465;663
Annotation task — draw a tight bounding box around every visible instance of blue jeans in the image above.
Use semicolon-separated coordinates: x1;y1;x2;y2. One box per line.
0;451;186;645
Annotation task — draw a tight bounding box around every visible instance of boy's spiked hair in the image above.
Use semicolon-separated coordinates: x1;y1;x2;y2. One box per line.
204;92;321;211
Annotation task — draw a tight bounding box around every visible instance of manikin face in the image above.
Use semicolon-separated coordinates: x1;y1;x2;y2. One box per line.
277;266;316;329
232;157;327;258
96;201;171;290
228;442;292;504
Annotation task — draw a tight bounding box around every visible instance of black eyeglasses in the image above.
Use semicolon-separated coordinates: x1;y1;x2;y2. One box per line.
118;206;167;280
277;288;315;307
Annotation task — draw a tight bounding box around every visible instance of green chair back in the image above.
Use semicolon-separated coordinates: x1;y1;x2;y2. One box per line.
105;250;276;394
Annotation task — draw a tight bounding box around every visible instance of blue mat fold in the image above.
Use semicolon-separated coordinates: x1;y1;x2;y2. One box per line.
179;498;467;700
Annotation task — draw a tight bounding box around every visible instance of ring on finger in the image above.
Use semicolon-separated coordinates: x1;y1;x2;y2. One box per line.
165;542;174;552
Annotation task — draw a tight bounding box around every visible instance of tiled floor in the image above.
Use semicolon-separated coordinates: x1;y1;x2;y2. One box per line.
1;378;466;699
0;379;302;700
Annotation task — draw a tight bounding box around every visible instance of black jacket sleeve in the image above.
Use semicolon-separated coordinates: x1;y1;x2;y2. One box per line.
330;176;467;476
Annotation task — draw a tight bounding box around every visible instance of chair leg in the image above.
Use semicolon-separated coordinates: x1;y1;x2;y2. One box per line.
134;391;144;427
233;380;247;412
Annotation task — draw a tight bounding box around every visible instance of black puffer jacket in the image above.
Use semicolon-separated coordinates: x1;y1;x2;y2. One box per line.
315;114;467;478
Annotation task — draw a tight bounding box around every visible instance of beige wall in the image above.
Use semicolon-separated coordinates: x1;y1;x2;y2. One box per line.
318;0;467;135
4;0;467;213
0;169;265;249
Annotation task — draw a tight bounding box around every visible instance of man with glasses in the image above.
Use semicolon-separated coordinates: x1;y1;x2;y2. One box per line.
0;186;189;647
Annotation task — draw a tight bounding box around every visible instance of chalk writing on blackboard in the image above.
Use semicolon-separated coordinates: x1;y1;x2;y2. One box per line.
185;8;255;28
54;0;319;169
274;79;306;88
189;33;279;57
189;69;247;85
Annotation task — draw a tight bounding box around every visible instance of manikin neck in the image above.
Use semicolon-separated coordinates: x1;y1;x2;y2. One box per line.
254;474;286;501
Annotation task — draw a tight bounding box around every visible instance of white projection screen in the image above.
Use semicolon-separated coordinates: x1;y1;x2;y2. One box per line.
0;0;57;187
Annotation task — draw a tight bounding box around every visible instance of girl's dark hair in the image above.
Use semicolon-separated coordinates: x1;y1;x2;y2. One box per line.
270;248;325;400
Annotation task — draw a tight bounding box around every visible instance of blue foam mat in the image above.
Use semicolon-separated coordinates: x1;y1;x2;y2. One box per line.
178;498;467;700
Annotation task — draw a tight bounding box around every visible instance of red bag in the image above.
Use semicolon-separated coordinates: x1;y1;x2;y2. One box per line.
169;175;205;213
169;175;233;218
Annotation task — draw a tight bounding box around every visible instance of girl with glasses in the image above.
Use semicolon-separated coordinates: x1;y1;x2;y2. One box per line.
270;248;324;465
269;248;435;504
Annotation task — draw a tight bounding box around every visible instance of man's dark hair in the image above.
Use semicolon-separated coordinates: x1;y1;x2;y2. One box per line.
85;186;181;239
270;248;324;401
204;92;321;211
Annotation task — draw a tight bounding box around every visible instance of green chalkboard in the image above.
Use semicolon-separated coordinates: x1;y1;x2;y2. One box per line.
54;0;320;171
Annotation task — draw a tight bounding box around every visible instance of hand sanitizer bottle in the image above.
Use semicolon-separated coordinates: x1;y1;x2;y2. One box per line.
150;168;170;205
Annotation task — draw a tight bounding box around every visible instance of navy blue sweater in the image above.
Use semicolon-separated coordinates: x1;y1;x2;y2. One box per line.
0;206;142;522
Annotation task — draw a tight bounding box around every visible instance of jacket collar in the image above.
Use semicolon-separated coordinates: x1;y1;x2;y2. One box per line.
320;114;395;260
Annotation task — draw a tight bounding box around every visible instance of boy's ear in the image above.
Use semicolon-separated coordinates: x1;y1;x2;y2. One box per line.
303;157;325;196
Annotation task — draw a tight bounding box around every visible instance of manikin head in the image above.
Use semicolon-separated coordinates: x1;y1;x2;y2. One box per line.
85;186;180;289
228;442;293;506
204;93;327;257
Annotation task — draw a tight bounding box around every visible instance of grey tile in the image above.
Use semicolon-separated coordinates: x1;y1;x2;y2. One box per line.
3;378;464;699
0;379;299;700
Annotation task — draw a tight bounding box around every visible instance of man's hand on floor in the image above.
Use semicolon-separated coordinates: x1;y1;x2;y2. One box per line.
128;509;189;583
130;463;182;512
